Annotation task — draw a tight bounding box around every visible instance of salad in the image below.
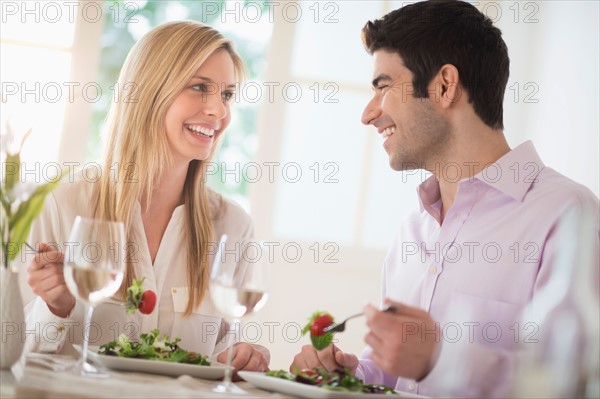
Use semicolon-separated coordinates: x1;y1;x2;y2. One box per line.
124;278;157;315
302;311;336;350
267;367;396;394
98;329;210;366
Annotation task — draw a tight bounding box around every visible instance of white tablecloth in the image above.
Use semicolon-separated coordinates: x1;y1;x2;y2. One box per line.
1;354;289;399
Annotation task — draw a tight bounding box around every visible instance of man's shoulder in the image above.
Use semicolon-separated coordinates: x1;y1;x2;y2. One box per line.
528;167;598;212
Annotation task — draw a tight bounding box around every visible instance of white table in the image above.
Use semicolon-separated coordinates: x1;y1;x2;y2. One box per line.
1;355;290;399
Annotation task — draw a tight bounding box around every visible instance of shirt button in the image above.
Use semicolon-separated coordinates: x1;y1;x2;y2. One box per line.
408;382;416;390
429;265;437;274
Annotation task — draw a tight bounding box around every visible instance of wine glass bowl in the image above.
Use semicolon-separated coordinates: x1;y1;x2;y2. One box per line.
209;235;269;394
208;282;268;320
64;216;126;377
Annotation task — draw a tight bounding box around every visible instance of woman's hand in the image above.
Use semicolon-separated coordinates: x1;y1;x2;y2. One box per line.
217;343;270;375
290;344;359;374
26;243;75;318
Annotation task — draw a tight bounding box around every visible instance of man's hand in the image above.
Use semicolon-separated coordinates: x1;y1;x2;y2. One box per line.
217;343;270;375
364;299;441;381
290;344;359;374
26;243;75;318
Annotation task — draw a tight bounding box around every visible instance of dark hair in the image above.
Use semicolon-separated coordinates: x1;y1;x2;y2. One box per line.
362;0;509;129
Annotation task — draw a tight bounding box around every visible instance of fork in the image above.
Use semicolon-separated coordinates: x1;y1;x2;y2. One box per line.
24;242;37;252
323;304;396;334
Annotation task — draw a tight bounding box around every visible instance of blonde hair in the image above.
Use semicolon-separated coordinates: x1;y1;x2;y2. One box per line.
96;21;244;315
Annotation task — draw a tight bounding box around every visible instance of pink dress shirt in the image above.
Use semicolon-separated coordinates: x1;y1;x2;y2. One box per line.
355;141;599;397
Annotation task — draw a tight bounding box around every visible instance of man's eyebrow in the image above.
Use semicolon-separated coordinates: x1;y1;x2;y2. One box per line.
372;74;392;88
191;75;236;89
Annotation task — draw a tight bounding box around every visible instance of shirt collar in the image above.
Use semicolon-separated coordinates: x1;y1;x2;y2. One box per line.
416;141;545;213
417;174;442;216
473;141;544;202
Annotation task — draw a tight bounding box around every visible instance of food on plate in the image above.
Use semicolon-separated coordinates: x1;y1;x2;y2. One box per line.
266;367;396;394
302;311;335;350
124;278;157;315
98;329;210;366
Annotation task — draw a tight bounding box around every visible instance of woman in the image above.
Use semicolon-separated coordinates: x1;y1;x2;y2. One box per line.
23;21;269;372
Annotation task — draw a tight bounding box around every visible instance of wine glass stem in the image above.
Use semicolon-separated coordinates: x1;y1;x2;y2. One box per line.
80;304;94;369
223;318;238;388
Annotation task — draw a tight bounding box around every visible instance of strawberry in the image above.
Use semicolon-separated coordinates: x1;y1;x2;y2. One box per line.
302;311;335;351
138;290;157;314
310;314;334;336
125;278;157;315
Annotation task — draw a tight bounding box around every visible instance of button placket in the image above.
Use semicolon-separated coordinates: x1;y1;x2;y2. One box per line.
421;185;481;311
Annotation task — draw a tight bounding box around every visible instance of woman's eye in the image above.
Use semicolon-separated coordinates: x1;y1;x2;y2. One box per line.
191;84;233;103
222;91;234;103
192;83;208;92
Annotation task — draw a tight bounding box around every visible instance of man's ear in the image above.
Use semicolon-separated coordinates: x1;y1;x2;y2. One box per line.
435;64;461;108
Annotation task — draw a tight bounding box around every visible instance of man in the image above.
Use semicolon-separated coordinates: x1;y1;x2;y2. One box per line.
290;1;600;397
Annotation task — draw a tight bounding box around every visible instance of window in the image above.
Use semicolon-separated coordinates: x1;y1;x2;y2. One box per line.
252;1;417;250
1;1;103;178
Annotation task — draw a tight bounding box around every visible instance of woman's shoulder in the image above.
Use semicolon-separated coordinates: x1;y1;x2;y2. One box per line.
53;171;95;197
50;171;98;215
207;189;253;236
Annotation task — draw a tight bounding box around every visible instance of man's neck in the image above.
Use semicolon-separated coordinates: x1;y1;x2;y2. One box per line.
434;128;510;222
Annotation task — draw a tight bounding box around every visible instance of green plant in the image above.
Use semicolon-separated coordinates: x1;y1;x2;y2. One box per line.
0;123;64;266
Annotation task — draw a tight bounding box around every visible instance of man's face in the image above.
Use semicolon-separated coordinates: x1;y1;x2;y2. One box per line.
361;50;451;171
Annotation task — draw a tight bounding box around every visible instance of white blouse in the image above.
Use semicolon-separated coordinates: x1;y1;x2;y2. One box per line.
20;176;254;358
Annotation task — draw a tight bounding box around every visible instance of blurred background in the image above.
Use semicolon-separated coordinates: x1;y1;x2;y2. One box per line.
2;0;598;370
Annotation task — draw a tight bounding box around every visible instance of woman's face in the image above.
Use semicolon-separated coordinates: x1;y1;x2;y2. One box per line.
165;49;236;165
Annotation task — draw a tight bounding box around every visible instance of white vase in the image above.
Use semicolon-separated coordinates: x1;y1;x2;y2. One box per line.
0;266;25;369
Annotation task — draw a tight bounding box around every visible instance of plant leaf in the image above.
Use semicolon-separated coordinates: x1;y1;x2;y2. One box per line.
0;195;8;266
7;175;64;261
4;152;20;193
18;128;32;153
0;185;10;216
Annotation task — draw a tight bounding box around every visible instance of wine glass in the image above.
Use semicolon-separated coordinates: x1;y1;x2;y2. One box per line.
209;235;269;394
64;216;126;377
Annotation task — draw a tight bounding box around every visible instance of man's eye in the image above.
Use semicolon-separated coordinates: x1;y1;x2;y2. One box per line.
376;85;389;92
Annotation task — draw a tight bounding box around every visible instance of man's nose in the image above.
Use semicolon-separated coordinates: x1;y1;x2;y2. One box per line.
361;96;381;125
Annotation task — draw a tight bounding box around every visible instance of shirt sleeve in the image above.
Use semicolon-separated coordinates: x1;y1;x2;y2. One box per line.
356;347;401;388
417;338;517;398
24;297;86;353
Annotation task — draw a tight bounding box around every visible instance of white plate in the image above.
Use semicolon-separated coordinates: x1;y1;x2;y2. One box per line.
238;371;429;399
79;345;230;380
